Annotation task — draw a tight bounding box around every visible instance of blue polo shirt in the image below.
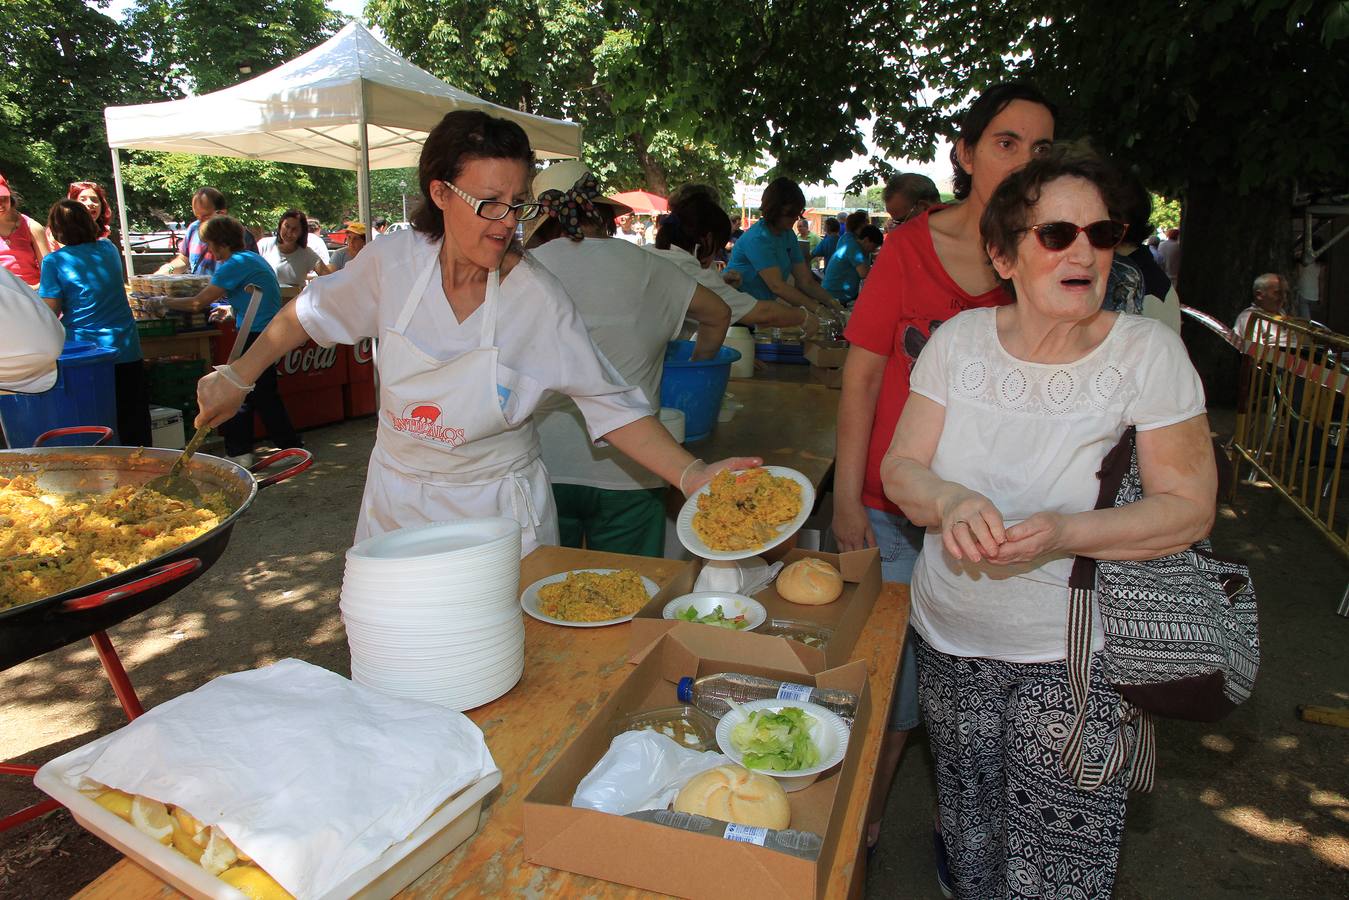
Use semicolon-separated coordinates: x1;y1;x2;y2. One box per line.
38;240;142;363
211;251;282;333
822;231;866;302
726;220;805;301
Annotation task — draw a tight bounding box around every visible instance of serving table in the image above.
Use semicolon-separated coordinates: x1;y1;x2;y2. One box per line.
75;545;907;900
697;379;839;490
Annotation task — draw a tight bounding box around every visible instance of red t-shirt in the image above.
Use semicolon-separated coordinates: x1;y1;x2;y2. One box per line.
843;207;1010;514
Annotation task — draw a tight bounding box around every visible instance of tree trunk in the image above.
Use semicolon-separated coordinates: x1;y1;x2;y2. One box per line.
630;133;669;195
1177;177;1292;407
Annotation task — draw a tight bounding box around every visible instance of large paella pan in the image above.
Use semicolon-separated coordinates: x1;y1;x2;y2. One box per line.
0;444;311;669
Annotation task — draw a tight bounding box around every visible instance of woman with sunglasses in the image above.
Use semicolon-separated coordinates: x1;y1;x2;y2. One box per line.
192;111;755;554
880;150;1215;898
837;82;1057;871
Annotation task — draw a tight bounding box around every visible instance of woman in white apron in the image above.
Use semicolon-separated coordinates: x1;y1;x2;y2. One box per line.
193;110;755;556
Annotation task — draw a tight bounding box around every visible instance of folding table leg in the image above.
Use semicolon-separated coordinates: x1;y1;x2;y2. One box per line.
89;630;144;720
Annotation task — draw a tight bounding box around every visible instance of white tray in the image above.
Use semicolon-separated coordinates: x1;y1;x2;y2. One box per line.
35;763;501;900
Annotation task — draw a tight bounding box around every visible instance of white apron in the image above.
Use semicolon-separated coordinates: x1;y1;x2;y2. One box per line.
355;252;557;556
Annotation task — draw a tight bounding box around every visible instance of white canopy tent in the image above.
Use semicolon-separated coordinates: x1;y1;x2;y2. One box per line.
103;21;581;271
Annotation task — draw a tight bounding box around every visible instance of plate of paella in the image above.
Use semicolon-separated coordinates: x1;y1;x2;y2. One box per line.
677;466;814;561
520;568;661;628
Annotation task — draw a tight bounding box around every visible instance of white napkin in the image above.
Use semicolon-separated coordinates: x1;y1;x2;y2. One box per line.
56;659;498;900
571;731;730;815
694;557;783;596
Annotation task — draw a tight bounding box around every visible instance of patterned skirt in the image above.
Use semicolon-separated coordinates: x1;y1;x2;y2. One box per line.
914;633;1137;899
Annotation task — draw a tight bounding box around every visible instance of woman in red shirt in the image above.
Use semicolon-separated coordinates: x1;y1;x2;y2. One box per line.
0;174;50;287
835;82;1057;868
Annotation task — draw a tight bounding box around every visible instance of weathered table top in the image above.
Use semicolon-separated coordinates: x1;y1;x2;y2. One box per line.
76;546;907;900
697;378;839;490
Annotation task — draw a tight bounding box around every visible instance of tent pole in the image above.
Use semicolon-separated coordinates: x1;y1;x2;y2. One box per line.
110;148;134;277
356;83;372;230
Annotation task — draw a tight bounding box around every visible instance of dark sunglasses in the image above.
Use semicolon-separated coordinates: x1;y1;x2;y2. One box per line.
1022;220;1128;251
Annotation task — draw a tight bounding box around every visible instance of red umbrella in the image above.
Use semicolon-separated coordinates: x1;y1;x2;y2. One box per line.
609;190;669;215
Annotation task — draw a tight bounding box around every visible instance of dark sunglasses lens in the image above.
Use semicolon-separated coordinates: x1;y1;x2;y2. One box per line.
1036;222;1079;251
1085;221;1127;249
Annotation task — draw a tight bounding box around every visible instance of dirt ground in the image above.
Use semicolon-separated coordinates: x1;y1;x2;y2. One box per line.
1;410;1346;898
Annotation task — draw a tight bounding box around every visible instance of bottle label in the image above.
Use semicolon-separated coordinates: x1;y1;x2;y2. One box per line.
723;823;769;845
776;682;813;702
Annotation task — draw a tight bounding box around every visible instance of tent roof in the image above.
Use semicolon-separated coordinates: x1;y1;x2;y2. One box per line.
104;22;581;169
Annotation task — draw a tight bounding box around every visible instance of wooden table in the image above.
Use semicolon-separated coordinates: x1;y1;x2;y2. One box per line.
139;328;218;364
698;379;839;490
76;546;908;900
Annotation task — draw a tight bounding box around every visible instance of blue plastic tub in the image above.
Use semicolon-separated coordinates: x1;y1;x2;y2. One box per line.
660;341;741;443
0;341;120;448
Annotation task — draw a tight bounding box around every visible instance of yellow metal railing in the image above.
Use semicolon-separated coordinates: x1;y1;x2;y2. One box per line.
1232;312;1349;558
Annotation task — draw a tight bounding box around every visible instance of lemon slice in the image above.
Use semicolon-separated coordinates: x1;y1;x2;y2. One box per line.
171;806;206;844
200;826;239;875
219;865;294;900
93;789;135;821
130;796;174;844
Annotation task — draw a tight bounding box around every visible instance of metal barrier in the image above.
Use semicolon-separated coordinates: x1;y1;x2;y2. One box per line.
1232;312;1349;558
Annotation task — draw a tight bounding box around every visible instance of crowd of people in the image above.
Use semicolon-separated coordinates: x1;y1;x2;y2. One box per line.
0;77;1299;900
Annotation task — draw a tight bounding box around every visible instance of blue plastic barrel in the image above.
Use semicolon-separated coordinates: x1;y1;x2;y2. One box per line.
660;341;742;443
0;341;120;448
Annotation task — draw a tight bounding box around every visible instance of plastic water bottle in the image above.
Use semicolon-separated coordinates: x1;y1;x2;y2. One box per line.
625;809;823;860
677;672;858;722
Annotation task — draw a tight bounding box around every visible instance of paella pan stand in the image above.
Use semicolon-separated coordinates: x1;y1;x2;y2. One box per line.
0;430;313;831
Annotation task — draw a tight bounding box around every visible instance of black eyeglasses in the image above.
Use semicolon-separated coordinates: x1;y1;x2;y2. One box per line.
1022;220;1128;251
439;181;541;222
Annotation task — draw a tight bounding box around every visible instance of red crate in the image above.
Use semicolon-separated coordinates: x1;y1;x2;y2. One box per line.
344;380;377;418
252;385;346;439
347;338;375;385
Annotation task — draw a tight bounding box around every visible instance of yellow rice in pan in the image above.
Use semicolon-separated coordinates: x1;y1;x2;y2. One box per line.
537;569;650;622
0;474;231;610
692;468;803;551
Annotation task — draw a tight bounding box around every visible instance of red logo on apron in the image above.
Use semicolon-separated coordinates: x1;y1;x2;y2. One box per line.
390;402;466;446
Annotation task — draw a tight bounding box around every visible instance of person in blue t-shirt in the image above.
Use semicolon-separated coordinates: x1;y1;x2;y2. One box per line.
726;177;844;317
156;187;258;276
822;222;884;306
165;216;300;465
811;218;842;271
38;200;152;446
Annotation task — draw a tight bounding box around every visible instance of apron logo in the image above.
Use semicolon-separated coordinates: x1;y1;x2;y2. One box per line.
391;402;466;446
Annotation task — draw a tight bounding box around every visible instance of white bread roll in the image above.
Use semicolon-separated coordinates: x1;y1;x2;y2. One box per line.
776;558;843;605
674;764;790;829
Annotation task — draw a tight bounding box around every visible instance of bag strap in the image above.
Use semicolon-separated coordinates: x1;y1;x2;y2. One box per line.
1061;426;1154;792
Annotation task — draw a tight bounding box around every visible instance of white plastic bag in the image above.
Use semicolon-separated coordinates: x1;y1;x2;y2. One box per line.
694;557;782;595
571;731;730;815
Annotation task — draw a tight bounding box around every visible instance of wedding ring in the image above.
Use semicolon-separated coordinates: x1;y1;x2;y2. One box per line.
952;520;968;529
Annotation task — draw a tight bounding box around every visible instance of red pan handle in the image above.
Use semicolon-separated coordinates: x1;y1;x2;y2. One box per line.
61;558;202;612
34;426;114;447
250;448;314;489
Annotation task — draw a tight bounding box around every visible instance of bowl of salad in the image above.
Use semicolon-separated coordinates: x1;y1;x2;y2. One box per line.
662;592;766;631
714;699;850;791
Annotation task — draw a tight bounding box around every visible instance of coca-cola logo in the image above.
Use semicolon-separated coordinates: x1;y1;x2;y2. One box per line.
390;402;466;446
352;337;374;365
278;343;339;376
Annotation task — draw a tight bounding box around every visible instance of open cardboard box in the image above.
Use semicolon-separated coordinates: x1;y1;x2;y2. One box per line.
524;629;871;900
803;340;849;369
809;365;844;390
629;547;882;675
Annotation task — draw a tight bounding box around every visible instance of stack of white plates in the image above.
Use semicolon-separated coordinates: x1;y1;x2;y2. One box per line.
340;518;524;711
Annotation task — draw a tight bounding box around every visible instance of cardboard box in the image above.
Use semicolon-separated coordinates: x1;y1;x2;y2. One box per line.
524;630;871;900
628;548;881;674
803;340;849;369
809;364;844;389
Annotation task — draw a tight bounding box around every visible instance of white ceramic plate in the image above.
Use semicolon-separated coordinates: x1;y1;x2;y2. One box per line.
662;592;766;632
676;466;815;561
714;699;850;792
519;569;660;628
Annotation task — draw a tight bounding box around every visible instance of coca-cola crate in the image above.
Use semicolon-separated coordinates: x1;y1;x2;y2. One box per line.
347;338;375;384
274;340;348;395
344;379;377;418
253;386;345;439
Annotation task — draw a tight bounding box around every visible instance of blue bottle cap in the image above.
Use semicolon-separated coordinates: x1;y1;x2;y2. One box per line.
677;676;693;702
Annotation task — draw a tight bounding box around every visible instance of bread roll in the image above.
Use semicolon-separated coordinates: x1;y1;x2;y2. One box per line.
776;558;843;605
674;764;790;829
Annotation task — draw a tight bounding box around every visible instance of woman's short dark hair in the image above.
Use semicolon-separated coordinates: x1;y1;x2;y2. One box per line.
759;176;806;227
200;215;246;252
656;195;732;258
1116;167;1154;248
845;210;870;234
823;218;841;234
951;82;1058;201
669;183;722;207
194;186;227;212
47;199;98;246
883;173;940;207
858;224;885;246
980;149;1129;271
276;209;309;246
411;110;536;239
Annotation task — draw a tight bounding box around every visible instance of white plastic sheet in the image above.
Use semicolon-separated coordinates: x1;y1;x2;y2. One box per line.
53;659;497;900
694;557;783;596
572;731;731;815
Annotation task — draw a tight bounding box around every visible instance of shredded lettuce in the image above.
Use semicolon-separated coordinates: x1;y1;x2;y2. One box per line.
730;706;820;771
676;604;749;630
